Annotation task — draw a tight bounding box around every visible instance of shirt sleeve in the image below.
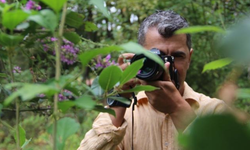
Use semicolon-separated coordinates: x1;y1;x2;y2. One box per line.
77;113;127;150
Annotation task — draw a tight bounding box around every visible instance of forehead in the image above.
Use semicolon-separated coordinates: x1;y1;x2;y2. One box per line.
143;27;189;54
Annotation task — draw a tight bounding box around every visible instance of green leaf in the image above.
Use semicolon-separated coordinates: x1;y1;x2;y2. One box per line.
21;138;32;149
93;105;115;116
120;42;165;69
237;88;250;99
47;117;80;150
120;59;144;85
184;114;250;150
4;83;59;106
65;11;84;28
41;0;68;13
2;9;29;31
78;45;121;67
28;9;58;32
202;58;233;73
0;33;24;47
74;95;96;110
16;22;30;30
63;32;80;44
120;85;159;93
175;26;225;34
0;104;3;114
84;21;98;32
89;0;110;19
91;77;104;96
58;101;75;113
99;66;122;91
14;125;26;147
0;73;7;78
108;96;131;105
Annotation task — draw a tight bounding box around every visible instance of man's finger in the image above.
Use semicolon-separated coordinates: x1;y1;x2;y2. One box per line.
162;62;171;81
118;53;135;65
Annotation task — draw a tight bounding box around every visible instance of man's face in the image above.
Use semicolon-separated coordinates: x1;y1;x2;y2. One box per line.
143;27;193;94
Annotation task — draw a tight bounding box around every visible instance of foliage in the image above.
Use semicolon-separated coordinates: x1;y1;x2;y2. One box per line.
0;0;250;150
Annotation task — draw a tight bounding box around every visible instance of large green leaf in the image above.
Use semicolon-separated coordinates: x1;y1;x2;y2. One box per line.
99;66;122;91
175;26;225;34
78;45;121;67
58;101;75;113
65;11;84;28
74;95;96;110
47;117;80;150
91;77;104;97
63;32;80;44
14;125;26;147
28;9;58;32
41;0;68;13
89;0;110;19
2;9;29;31
93;105;115;116
84;21;98;32
120;42;165;69
182;114;250;150
107;96;131;105
202;58;233;73
4;83;59;106
119;85;159;93
0;33;24;47
120;59;144;85
237;88;250;99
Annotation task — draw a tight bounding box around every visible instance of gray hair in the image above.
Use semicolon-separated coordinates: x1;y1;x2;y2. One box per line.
138;10;191;50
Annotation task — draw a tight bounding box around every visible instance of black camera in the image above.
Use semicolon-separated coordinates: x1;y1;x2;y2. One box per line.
130;48;179;89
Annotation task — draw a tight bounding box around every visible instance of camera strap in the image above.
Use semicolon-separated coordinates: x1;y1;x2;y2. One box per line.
131;92;137;150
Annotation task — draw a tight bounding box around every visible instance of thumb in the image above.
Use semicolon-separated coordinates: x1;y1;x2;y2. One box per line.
162;62;171;81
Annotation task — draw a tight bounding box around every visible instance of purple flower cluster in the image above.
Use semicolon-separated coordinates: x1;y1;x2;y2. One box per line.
95;54;117;69
38;37;79;65
0;0;6;3
60;39;79;65
58;89;73;101
25;0;41;10
13;66;22;73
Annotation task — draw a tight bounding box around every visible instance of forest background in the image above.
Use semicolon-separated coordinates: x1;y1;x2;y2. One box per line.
0;0;250;150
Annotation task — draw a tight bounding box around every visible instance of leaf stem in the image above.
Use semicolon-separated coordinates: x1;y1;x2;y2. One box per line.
53;3;67;150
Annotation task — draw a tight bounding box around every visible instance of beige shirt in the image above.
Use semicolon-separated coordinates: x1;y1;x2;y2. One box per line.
77;82;227;150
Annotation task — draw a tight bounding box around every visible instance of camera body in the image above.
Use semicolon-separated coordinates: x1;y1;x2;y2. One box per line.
130;48;179;89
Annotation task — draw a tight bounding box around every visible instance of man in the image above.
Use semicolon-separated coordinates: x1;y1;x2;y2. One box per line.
77;10;227;150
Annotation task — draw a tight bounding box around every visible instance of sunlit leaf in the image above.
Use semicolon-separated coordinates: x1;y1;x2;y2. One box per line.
84;21;98;32
99;66;122;91
41;0;68;13
119;85;159;93
21;138;32;149
58;101;75;113
91;77;104;97
120;42;165;69
89;0;110;19
4;83;59;106
79;45;121;67
28;9;58;32
120;59;143;85
65;11;84;28
74;95;96;110
237;88;250;99
14;125;26;147
47;117;80;150
202;58;233;73
108;96;131;105
175;26;225;34
2;9;29;31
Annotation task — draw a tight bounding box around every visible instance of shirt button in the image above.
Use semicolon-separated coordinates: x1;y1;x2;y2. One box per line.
165;142;168;146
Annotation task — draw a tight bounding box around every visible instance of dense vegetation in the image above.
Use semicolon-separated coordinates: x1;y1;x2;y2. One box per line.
0;0;250;150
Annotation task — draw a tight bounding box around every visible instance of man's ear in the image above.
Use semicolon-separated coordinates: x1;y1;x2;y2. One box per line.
188;48;193;68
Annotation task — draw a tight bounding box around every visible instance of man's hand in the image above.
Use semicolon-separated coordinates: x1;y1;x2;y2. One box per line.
141;62;196;131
